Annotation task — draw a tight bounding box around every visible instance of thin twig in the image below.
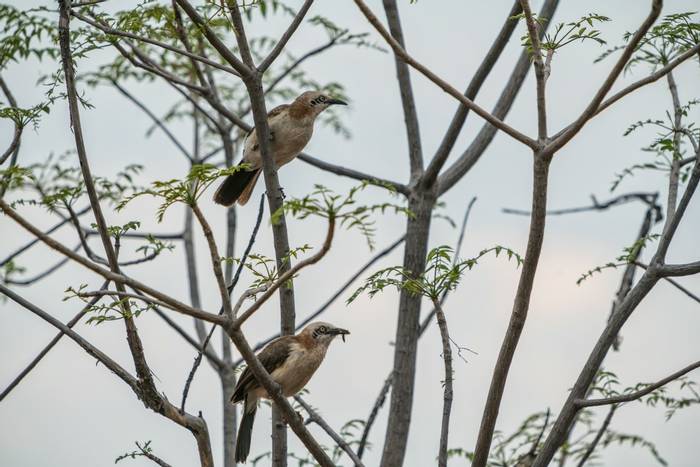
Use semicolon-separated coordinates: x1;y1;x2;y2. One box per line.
432;298;453;467
295;395;365;467
575;405;617;467
258;0;315;72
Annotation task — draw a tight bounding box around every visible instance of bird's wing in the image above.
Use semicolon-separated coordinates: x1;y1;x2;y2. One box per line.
242;104;290;161
231;336;294;403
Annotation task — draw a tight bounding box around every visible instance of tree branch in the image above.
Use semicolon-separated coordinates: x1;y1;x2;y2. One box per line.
352;0;538;149
298;152;409;195
294;395;366;467
258;0;315;72
424;1;522;186
576;361;700;407
382;0;423;180
0;76;22;165
432;298;453;467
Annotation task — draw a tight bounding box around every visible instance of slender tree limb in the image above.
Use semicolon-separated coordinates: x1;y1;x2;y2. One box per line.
295;396;366;467
577;361;700;407
192;203;233;317
352;0;538;149
135;441;173;467
578;42;700;126
502;192;661;216
0;279;109;402
575;405;617;467
258;0;315;72
357;197;476;459
665;70;683;223
635;262;700;304
472;154;551;467
432;298;453;467
298;153;408;195
519;0;548;140
658;261;700;277
546;0;663;155
232;217;335;329
0;76;22;165
179;195;264;414
425;2;522;186
382;0;423;180
3;243;80;286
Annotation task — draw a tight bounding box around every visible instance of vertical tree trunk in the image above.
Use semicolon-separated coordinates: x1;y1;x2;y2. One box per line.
381;189;435;467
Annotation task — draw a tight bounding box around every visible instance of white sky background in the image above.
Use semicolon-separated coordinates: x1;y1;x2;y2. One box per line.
1;1;699;466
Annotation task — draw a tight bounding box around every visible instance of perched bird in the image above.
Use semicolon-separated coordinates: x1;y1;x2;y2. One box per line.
231;321;350;462
213;91;347;206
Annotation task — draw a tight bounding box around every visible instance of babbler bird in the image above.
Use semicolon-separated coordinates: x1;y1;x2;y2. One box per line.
213;91;347;206
231;321;350;463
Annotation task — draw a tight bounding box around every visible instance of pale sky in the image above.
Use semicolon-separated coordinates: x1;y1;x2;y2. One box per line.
1;1;699;467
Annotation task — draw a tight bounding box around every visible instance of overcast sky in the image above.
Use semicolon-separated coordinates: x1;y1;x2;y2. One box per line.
1;1;699;466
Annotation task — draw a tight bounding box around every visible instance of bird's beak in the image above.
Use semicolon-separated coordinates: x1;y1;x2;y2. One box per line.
327;98;347;106
332;327;350;342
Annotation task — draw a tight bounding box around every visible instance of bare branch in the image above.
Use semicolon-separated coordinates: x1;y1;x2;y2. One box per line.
294;395;366;467
0;76;22;165
575;405;618;467
658;261;700;277
425;2;522;186
519;0;548;139
432;298;453;467
258;0;315;72
472;154;551;467
352;0;538;149
503;192;661;216
577;361;700;407
298;152;409;195
635;262;700;304
382;0;423;180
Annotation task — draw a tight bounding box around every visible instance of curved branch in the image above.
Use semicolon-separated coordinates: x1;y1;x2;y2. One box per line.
0;76;22;165
232;216;336;328
576;361;700;407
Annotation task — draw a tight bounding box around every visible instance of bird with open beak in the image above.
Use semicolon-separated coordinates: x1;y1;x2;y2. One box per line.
213;90;347;206
230;321;350;463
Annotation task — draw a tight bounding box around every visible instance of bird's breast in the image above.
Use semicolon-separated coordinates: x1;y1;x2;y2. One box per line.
269;342;327;397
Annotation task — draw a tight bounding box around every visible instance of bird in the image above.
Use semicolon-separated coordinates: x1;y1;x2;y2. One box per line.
213;91;348;206
231;321;350;463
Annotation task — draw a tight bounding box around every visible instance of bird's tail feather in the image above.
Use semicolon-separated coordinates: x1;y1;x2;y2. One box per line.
237;170;261;206
235;404;257;463
213;168;259;207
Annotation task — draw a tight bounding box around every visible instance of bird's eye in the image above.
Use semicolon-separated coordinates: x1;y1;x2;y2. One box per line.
318;325;327;334
319;95;327;102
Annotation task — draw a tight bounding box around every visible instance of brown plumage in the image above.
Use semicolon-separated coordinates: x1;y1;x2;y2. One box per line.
231;321;350;463
213;91;347;206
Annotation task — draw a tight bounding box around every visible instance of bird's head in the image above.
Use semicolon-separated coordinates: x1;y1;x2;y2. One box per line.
303;321;350;346
292;91;347;119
